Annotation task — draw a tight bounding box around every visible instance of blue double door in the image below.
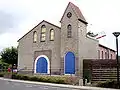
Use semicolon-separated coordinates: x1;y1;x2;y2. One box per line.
36;57;48;73
65;52;75;74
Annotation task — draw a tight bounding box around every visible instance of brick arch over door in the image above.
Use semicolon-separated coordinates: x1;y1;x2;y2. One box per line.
64;52;75;74
34;55;50;74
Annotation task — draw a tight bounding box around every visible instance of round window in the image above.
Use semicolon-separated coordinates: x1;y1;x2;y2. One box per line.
67;12;72;18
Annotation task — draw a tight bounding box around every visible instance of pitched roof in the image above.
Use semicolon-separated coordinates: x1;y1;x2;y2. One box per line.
99;44;116;52
60;2;88;24
18;20;61;42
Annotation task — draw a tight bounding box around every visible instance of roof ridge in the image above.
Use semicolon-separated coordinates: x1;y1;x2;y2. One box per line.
69;2;79;9
69;2;87;23
43;20;61;29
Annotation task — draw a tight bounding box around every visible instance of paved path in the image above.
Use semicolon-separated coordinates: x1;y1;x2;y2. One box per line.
0;78;74;90
0;78;118;90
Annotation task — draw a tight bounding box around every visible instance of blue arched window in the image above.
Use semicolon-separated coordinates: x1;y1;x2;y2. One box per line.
65;52;75;74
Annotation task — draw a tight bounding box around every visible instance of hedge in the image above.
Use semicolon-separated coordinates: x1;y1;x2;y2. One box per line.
96;80;120;89
11;74;66;84
0;72;79;85
11;74;79;85
0;72;4;77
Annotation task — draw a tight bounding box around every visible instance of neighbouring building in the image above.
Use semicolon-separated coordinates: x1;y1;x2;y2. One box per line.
17;2;116;84
98;44;116;59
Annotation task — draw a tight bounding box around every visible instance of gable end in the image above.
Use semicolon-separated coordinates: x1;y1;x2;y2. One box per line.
17;20;61;42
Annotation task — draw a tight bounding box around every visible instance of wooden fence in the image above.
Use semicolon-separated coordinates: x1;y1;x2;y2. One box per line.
83;59;120;83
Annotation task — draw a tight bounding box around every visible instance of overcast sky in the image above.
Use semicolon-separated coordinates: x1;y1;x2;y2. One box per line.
0;0;120;52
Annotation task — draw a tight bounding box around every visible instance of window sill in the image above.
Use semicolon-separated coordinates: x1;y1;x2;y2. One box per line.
33;41;37;43
67;37;72;38
50;40;54;41
40;41;45;42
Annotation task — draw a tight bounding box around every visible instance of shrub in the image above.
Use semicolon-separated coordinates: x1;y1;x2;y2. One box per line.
29;76;39;81
64;76;79;85
0;72;14;78
21;75;30;80
11;74;79;85
12;73;23;80
0;72;4;77
54;77;66;84
3;72;12;78
96;80;119;89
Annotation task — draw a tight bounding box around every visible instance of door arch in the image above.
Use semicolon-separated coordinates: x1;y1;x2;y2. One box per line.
34;55;50;74
64;52;75;74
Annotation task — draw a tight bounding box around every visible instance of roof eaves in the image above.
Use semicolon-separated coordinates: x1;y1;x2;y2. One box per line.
17;20;44;42
60;2;70;22
78;19;88;25
70;2;88;24
99;44;116;52
43;20;61;29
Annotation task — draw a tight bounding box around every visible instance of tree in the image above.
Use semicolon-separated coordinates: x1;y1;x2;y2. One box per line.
0;47;18;65
0;59;10;71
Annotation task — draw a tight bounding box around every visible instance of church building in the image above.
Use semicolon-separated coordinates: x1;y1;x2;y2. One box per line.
17;2;116;78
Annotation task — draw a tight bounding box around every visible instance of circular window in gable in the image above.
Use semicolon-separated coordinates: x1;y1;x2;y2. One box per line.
67;12;72;18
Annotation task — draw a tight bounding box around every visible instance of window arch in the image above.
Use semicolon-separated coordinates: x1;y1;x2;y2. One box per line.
111;54;112;59
105;52;107;59
34;55;50;74
67;24;72;38
101;51;103;59
50;29;54;41
33;31;37;43
98;50;100;59
41;25;46;42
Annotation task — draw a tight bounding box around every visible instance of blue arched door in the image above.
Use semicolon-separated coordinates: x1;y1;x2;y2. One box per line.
36;57;48;73
65;52;75;74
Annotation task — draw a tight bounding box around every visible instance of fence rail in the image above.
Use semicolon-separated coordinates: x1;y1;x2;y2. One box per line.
83;59;120;83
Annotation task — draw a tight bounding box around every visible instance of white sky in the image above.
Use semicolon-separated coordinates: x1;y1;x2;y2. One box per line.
0;0;120;52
